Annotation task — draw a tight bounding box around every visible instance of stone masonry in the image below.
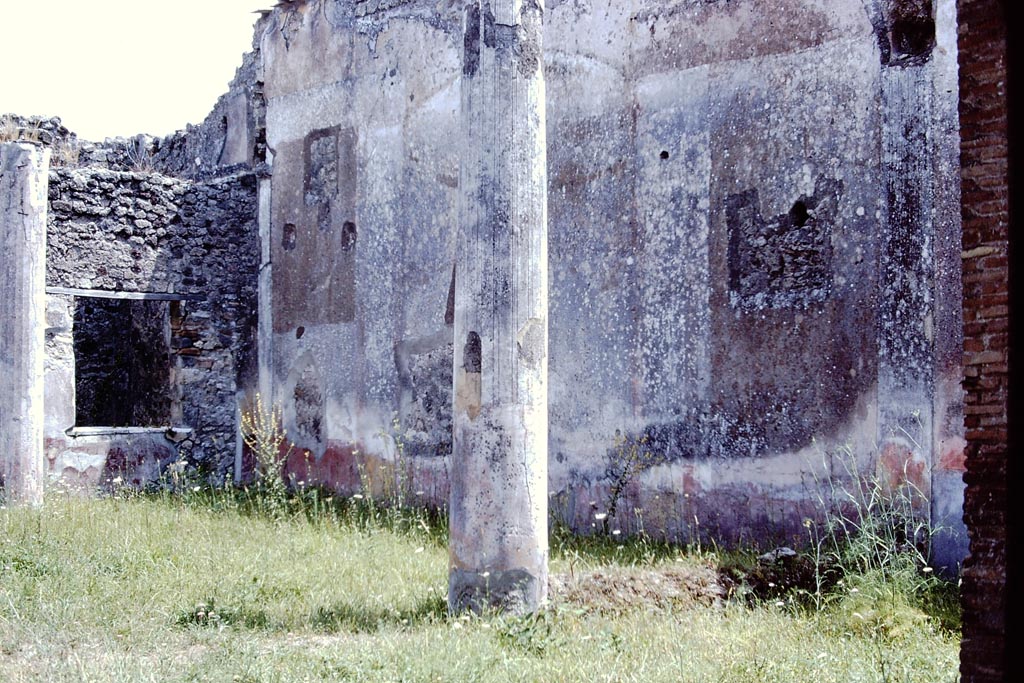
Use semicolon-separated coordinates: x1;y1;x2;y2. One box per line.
43;166;258;487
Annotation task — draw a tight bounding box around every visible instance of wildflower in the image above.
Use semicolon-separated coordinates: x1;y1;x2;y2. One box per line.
594;512;608;521
481;571;490;578
415;547;424;554
612;529;621;536
922;566;934;573
192;486;201;492
353;494;364;500
803;518;813;529
775;601;785;608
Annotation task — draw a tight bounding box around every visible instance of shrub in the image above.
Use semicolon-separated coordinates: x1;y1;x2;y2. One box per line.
240;393;291;519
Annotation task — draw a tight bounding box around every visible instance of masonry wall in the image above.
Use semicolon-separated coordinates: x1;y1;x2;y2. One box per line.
257;0;966;561
956;1;1009;680
44;167;259;488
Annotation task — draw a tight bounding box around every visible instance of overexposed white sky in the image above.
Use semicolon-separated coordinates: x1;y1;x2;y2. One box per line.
0;1;272;141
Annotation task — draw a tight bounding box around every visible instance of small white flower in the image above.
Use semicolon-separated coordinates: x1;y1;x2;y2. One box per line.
612;529;621;536
922;566;934;573
849;587;859;594
353;494;364;500
594;513;608;521
775;601;785;608
414;547;424;554
192;486;201;492
481;571;490;578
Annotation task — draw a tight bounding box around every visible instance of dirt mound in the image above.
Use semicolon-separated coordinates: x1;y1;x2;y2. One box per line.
549;562;725;614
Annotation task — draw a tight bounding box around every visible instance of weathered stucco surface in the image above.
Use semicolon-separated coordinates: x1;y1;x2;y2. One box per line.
255;0;967;566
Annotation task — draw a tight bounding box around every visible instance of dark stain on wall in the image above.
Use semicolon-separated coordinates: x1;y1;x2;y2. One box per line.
272;127;358;330
445;264;456;326
463;4;481;77
294;362;324;443
305;127;339;233
283;222;297;251
464;331;482;373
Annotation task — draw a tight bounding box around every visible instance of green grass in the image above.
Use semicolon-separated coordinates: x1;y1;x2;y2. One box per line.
0;493;961;682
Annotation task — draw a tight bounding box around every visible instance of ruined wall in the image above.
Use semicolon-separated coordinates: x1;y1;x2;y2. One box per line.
148;42;267;180
44;167;259;487
257;0;965;560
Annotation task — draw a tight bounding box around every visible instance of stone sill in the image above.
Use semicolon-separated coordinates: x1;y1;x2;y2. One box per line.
65;426;193;441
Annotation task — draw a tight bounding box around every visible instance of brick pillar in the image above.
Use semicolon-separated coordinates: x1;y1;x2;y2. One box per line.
449;0;549;613
0;143;50;506
956;1;1011;681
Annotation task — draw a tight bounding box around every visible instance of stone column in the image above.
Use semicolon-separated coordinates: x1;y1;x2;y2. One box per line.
0;143;50;507
449;0;549;613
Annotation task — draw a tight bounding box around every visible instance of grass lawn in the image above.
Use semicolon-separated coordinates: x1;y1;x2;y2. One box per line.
0;493;960;682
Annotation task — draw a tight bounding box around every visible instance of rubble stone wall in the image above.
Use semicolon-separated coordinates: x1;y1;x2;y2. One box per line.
44;167;259;486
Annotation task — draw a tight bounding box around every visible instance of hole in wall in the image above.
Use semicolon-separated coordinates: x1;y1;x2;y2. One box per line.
74;298;173;427
341;221;357;252
660;150;670;160
891;17;935;62
282;223;297;251
790;200;809;228
296;326;305;339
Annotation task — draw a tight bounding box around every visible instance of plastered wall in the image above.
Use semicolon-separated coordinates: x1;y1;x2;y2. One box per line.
256;0;966;564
